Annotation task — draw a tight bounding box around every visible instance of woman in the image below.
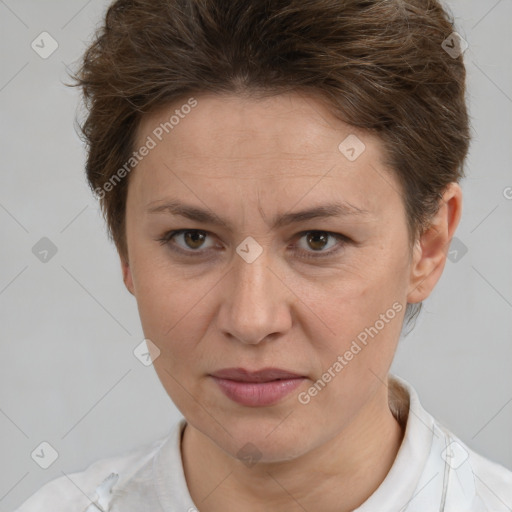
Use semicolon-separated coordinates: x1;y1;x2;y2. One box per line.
15;0;512;511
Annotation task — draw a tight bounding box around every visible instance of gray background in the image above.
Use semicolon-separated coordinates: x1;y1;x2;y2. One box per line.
0;0;511;510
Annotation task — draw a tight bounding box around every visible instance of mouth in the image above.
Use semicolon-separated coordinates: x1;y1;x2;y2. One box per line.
209;367;306;406
210;367;305;382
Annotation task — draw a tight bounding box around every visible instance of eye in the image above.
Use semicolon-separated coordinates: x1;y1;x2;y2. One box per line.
293;231;348;258
157;229;217;254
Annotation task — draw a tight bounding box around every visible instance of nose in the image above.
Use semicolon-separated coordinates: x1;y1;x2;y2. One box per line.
217;247;293;345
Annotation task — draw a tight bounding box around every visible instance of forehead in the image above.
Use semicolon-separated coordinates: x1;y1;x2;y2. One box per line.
137;92;384;163
131;92;400;213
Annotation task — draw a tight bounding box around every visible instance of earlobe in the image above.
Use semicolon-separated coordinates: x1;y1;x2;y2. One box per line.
121;257;135;296
407;183;463;304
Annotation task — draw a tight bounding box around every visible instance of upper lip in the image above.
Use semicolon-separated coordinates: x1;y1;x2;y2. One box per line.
210;367;304;383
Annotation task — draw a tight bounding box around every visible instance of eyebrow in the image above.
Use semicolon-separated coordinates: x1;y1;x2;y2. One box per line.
146;199;371;230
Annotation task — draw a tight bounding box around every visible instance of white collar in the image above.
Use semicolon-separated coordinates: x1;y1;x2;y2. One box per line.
150;374;445;511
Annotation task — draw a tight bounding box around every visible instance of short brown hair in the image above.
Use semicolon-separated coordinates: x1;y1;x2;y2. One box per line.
69;0;470;328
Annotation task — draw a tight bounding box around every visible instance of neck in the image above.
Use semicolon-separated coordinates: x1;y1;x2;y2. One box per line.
181;384;405;512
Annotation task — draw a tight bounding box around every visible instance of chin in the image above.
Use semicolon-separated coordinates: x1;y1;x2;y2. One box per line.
223;436;309;466
207;416;314;464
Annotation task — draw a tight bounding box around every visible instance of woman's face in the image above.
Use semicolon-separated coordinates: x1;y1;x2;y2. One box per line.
122;92;427;462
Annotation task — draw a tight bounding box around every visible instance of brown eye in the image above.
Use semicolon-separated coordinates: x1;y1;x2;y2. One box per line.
158;229;216;253
294;230;348;259
183;231;207;249
306;231;329;251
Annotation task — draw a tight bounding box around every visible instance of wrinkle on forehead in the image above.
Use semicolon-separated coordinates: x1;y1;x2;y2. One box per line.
131;93;401;231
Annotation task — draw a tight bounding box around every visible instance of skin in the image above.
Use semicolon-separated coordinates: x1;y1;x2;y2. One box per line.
121;91;462;512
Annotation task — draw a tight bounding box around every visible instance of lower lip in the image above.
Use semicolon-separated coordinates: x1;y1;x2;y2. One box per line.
211;377;306;407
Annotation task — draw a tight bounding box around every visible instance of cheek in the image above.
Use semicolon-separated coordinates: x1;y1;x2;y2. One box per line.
130;254;220;356
291;253;406;379
296;259;403;334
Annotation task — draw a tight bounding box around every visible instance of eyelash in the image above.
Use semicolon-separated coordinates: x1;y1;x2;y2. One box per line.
156;229;349;260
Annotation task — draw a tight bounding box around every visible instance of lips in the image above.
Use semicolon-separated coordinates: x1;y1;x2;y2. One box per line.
209;367;306;406
210;367;304;383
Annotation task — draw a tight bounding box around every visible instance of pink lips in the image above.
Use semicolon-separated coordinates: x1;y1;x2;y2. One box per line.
210;367;306;407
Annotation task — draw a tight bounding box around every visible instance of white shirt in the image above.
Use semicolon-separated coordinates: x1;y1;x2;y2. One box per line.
14;374;512;512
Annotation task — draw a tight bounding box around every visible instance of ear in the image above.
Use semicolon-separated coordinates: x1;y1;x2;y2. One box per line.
407;182;463;304
120;254;135;296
